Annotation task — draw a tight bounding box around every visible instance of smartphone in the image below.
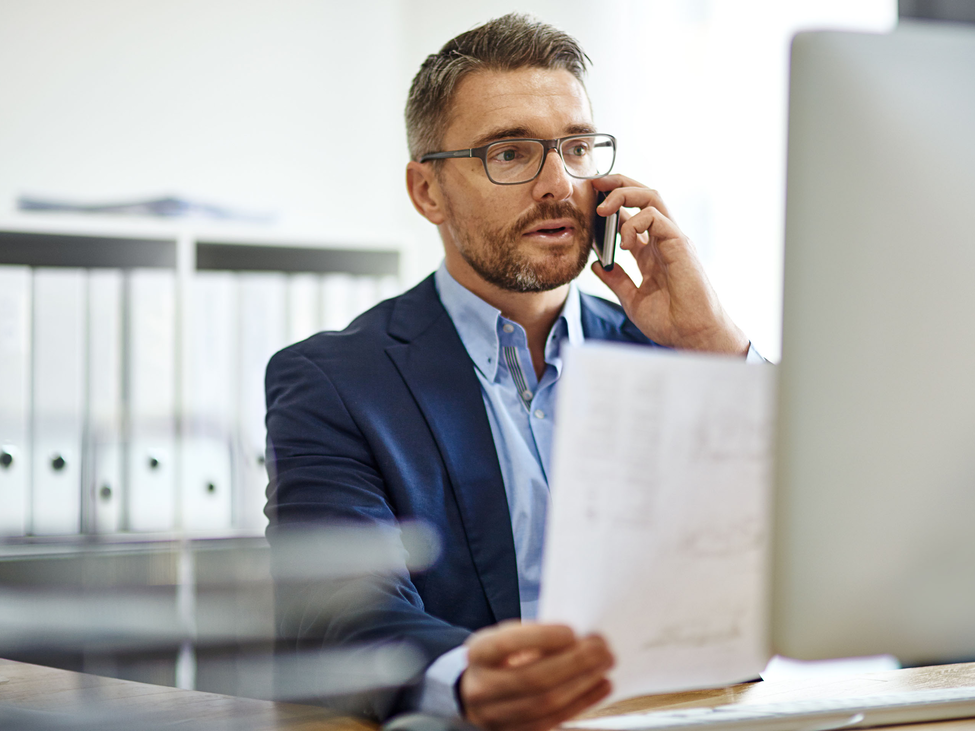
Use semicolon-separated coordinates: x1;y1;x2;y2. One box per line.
592;190;619;271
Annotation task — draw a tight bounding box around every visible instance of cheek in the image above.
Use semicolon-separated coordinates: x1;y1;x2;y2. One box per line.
574;182;596;215
448;188;520;233
441;169;495;218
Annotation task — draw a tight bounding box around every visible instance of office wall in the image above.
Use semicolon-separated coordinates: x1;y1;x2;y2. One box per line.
0;0;412;255
0;0;897;358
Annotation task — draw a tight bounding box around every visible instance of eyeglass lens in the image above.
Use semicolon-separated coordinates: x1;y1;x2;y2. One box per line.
485;135;615;184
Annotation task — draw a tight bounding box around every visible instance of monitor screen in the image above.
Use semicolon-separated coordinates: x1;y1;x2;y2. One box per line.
772;22;975;666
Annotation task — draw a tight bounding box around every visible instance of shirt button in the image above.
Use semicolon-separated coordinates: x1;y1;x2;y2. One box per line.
522;389;533;400
534;409;545;419
502;323;515;333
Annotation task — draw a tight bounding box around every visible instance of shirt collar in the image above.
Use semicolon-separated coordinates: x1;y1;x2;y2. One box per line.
558;276;585;350
434;261;584;382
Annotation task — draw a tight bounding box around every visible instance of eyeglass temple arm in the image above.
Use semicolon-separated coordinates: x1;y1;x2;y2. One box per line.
419;149;473;162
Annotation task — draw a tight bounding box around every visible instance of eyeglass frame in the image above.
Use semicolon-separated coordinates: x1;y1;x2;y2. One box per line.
418;133;617;185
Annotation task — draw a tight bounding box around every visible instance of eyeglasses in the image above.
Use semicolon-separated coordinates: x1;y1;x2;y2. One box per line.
419;133;617;185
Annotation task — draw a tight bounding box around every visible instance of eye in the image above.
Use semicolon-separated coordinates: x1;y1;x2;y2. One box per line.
567;142;591;157
490;145;526;163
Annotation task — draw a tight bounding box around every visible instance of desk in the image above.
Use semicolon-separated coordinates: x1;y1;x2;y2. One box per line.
3;658;975;730
0;657;371;730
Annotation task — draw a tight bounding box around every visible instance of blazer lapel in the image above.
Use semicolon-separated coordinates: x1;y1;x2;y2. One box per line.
385;277;521;623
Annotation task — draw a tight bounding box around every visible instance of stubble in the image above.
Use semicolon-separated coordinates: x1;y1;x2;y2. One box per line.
445;199;593;293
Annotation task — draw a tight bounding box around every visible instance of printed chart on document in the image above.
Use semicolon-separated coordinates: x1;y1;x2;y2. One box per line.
539;344;776;702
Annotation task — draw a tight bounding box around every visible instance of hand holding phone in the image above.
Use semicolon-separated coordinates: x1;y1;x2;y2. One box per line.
592;190;619;271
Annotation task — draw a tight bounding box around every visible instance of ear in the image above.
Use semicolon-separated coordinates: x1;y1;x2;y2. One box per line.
406;161;447;225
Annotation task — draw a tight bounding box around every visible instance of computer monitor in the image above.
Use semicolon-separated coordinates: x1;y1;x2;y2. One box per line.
772;22;975;665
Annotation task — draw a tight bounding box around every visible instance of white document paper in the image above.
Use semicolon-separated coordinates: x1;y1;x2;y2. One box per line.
539;343;775;702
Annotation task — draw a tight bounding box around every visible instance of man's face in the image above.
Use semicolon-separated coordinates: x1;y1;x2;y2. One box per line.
434;67;596;293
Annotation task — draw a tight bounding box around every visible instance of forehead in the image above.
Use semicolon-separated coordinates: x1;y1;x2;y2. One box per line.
443;67;593;147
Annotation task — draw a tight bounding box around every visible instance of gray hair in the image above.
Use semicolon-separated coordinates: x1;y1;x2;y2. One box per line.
404;13;590;161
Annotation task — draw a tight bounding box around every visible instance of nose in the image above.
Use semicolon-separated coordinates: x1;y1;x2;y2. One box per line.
531;148;573;202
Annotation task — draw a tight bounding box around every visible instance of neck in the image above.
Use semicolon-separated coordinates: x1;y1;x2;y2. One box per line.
445;252;568;380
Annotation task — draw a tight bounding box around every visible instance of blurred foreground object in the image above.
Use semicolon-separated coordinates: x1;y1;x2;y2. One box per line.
0;524;437;705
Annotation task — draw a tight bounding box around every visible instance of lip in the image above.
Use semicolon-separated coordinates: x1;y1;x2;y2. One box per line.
522;218;577;237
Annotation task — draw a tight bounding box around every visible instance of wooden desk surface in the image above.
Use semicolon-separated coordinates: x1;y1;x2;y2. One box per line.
3;658;975;730
0;657;372;731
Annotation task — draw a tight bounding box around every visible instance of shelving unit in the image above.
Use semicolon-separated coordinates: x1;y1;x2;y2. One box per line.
0;221;401;542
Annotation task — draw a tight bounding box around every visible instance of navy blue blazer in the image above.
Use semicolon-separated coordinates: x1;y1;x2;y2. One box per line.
264;273;656;716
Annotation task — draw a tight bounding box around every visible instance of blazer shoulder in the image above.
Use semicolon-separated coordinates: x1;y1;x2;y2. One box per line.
271;304;391;375
268;273;446;377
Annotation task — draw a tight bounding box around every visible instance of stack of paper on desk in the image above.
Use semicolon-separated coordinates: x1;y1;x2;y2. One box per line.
539;344;775;702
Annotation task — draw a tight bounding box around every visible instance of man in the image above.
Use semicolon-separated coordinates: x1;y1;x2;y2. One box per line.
265;13;761;730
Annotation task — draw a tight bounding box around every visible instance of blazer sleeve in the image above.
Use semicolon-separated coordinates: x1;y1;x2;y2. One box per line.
264;345;470;719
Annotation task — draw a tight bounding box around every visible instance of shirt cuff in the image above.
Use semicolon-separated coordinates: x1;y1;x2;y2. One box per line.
415;644;469;717
745;342;768;364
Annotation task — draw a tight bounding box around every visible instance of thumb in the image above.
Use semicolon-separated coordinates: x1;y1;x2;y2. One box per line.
591;261;637;310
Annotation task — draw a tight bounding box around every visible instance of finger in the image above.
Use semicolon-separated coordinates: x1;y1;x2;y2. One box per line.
531;678;612;731
537;678;613;730
472;664;612;731
590;173;648;193
619;206;685;256
593;177;673;219
467;623;576;667
592;260;639;310
618;208;649;246
519;634;612;692
507;678;613;731
465;634;613;706
504;634;613;698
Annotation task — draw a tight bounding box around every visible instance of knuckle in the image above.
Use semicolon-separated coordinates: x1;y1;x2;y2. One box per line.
465;685;490;707
580;645;601;666
586;639;611;662
536;688;564;714
461;676;489;706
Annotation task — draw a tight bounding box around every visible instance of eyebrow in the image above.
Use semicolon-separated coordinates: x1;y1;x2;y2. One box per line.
469;123;598;149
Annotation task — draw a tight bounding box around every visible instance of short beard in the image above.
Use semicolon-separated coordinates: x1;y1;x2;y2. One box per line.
447;200;593;293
